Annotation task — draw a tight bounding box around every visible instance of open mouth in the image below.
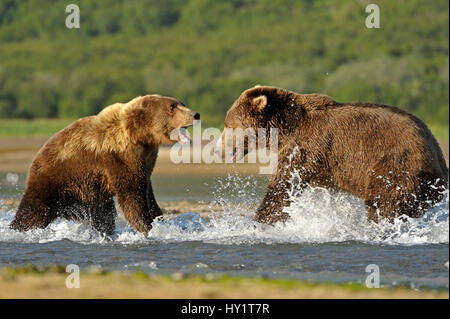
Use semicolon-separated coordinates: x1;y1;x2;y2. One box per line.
176;125;193;144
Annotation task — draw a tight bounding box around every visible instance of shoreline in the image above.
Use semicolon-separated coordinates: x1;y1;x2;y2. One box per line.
0;267;447;299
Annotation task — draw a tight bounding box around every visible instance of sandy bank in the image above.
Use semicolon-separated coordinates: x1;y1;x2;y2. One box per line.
0;267;447;299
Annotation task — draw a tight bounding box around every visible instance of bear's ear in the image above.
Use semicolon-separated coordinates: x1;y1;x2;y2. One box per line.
251;95;267;112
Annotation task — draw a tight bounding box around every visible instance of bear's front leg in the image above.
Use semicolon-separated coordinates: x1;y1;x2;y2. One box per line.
254;157;312;225
112;173;158;235
146;180;163;219
115;184;155;235
254;177;292;225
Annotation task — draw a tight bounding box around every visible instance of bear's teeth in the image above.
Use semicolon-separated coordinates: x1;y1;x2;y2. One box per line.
178;129;191;144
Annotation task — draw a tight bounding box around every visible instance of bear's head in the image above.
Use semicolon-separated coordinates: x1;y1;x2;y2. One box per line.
219;86;336;160
122;95;199;145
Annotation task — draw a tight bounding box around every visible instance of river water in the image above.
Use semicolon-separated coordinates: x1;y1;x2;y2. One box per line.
0;173;448;290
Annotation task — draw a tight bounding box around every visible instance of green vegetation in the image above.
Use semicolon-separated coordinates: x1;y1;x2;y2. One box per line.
0;0;448;138
1;265;447;295
0;118;74;137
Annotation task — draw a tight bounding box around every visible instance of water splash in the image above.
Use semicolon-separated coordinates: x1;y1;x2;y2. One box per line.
0;174;448;245
280;186;448;244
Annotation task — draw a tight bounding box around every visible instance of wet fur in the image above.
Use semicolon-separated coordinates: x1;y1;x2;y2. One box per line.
225;86;449;224
10;95;195;235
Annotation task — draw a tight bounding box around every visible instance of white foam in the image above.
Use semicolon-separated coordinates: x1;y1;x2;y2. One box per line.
280;186;449;244
0;175;448;245
147;189;449;245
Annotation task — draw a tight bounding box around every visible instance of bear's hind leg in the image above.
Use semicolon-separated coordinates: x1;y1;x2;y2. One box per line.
10;191;57;231
364;192;423;223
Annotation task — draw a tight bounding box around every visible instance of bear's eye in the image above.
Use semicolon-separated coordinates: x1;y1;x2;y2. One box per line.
171;104;178;111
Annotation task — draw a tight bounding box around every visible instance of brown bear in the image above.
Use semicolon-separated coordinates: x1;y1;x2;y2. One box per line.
10;95;199;235
221;86;448;224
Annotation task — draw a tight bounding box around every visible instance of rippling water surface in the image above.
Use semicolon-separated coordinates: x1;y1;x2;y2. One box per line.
0;173;448;289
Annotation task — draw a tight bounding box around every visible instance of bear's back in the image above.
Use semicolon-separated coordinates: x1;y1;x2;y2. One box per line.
322;102;448;178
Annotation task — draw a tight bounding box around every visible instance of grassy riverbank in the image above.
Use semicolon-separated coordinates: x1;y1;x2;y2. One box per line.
0;266;447;299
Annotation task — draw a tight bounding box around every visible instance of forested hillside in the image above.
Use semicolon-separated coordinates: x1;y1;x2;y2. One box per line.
0;0;448;130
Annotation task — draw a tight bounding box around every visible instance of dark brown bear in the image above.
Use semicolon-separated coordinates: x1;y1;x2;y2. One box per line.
222;86;448;224
10;95;199;235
